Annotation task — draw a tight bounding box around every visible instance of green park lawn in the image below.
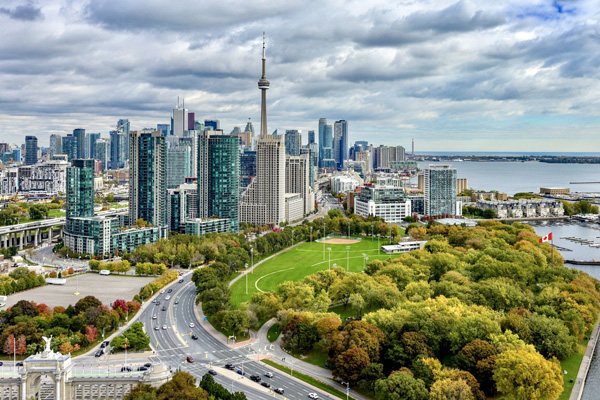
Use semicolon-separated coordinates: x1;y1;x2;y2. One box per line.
558;339;588;400
230;236;400;308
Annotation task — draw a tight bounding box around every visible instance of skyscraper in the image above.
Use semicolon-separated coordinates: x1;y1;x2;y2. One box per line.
334;120;348;169
178;135;198;179
110;131;126;170
62;134;77;161
49;134;62;156
424;165;457;217
166;145;191;189
258;33;270;137
286;153;314;215
157;124;170;137
284;130;301;156
308;130;315;144
240;148;257;192
318;118;333;168
244;119;255;136
171;100;188;136
73;129;86;159
197;131;240;230
129;131;167;230
204;120;220;131
117;119;131;160
88;133;100;160
94;139;110;171
187;113;195;132
25;136;38;165
66;159;95;220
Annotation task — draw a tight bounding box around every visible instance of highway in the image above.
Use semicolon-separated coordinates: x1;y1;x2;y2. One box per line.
140;274;336;400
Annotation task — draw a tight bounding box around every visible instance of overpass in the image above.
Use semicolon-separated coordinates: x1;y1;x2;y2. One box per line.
0;208;128;250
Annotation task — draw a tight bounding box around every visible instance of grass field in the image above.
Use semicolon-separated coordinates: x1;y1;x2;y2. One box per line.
558;339;587;400
230;236;399;308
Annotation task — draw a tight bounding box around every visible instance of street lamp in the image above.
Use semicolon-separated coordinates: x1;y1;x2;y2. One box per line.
342;381;350;400
362;253;367;271
371;225;374;241
250;247;254;275
378;234;380;256
346;246;351;272
327;248;332;270
309;226;312;243
245;263;249;295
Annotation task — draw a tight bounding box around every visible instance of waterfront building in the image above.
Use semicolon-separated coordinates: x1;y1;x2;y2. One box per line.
540;187;570;195
197;131;240;232
475;199;564;219
285;130;301;156
129;131;167;231
354;185;411;223
24;136;38;165
424;164;457;216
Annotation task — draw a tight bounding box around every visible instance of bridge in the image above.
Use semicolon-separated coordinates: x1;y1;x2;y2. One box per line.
0;208;128;250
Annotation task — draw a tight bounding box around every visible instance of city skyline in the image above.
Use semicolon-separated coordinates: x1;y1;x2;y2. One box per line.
1;0;599;151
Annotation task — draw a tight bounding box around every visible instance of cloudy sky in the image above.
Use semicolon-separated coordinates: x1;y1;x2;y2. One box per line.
1;0;599;152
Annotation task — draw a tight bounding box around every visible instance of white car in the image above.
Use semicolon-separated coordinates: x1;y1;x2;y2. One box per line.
160;289;165;294
162;325;167;330
308;393;319;399
165;295;171;300
152;315;157;320
189;322;195;328
0;303;5;308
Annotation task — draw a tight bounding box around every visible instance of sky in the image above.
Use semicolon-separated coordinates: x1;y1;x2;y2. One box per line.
0;0;599;151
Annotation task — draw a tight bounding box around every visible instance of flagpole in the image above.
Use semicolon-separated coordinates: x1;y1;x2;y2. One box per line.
551;232;554;266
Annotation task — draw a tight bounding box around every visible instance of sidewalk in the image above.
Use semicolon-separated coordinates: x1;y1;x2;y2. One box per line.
570;314;600;400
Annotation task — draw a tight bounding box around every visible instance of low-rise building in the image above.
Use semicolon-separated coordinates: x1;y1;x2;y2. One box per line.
285;193;304;223
540;187;570;195
475;199;564;218
382;241;427;254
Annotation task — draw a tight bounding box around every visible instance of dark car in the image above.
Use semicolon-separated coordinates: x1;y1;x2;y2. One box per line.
274;388;284;395
261;382;271;388
225;363;234;370
179;279;184;283
186;356;194;363
174;300;179;304
250;375;261;382
94;350;104;357
155;301;160;306
168;289;172;293
0;362;3;367
191;334;198;340
100;341;110;348
137;366;148;371
208;369;218;376
161;306;166;311
144;363;152;368
16;362;23;367
236;369;245;376
120;366;132;372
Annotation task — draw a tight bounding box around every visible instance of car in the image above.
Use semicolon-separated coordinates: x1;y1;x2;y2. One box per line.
94;350;104;357
15;362;22;367
0;362;3;367
162;325;167;330
155;301;160;306
0;303;5;307
154;326;159;330
144;363;152;368
186;356;194;363
179;279;184;283
160;289;165;294
308;393;319;399
152;315;157;320
250;375;261;382
161;306;166;311
225;363;234;370
264;372;274;378
191;334;198;340
137;366;148;371
208;369;217;376
167;289;172;293
100;341;109;348
189;322;195;328
174;300;179;304
274;388;285;395
165;296;171;300
261;382;271;388
236;369;245;376
120;366;132;372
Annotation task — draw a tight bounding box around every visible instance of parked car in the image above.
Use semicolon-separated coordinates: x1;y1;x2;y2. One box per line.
208;369;217;376
274;388;285;395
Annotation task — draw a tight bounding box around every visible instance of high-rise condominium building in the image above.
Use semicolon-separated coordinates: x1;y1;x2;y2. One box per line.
24;136;38;165
88;133;100;160
318;118;333;167
197;131;240;231
166;145;191;189
354;185;411;223
49;134;62;156
204;120;220;131
171;102;188;136
66;159;95;221
110;131;127;170
94;139;110;171
334;120;348;169
157;124;170;137
424;164;457;217
240;148;257;192
308;130;315;144
285;130;301;156
286;154;315;215
240;135;286;225
129;131;167;230
73;129;86;159
62;134;76;161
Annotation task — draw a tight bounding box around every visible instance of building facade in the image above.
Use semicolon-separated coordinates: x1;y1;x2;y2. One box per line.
354;185;411;223
424;165;457;216
25;136;38;165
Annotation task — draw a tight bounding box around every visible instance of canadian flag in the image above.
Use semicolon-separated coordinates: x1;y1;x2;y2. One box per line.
539;232;553;243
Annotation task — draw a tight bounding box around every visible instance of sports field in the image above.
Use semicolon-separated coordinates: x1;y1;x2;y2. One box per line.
230;236;397;307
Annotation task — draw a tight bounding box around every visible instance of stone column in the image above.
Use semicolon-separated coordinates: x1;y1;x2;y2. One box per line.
55;373;61;399
20;376;26;400
19;231;24;250
34;229;39;247
49;226;53;242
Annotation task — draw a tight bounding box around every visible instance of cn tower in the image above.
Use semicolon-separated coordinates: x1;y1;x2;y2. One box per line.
258;32;270;137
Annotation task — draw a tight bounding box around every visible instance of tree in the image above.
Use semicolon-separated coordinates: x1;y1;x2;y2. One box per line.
59;342;74;355
74;296;102;314
333;346;370;384
494;349;563;400
11;300;39;318
124;383;158;400
374;371;429;400
527;313;577;359
221;310;250;337
358;363;385;391
316;316;341;343
4;334;14;355
86;325;98;343
156;371;208;400
430;378;475;400
113;299;128;314
15;335;26;355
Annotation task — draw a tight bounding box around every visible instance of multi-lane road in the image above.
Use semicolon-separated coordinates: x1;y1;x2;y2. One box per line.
139;274;335;400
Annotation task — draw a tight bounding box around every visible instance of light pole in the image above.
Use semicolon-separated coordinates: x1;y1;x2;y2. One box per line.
362;253;367;271
245;263;249;295
342;381;350;400
389;224;393;244
346;246;351;272
327;248;332;270
310;226;312;243
291;229;295;248
250;247;254;275
378;234;380;255
371;225;374;241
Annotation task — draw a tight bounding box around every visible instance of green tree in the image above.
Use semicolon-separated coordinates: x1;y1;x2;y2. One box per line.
74;296;102;314
494;349;563;400
374;372;429;400
124;383;158;400
221;310;250;337
156;371;208;400
430;378;475;400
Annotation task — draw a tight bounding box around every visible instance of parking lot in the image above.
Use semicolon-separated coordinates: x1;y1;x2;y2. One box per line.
3;274;155;308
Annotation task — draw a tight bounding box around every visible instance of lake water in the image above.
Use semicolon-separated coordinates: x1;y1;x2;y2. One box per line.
417;161;600;195
530;222;600;399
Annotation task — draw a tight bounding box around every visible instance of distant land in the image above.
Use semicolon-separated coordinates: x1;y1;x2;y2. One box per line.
416;153;600;164
416;151;600;157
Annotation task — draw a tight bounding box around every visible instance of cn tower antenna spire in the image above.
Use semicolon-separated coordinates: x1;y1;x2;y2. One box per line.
258;32;270;137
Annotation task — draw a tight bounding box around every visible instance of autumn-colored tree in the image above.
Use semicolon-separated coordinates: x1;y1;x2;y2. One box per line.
59;342;74;355
333;346;370;383
86;325;98;343
112;299;128;314
35;303;51;316
53;306;66;314
316;316;341;343
494;349;563;400
68;267;74;275
15;335;26;355
329;321;386;366
3;334;14;355
430;378;474;400
156;371;208;400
